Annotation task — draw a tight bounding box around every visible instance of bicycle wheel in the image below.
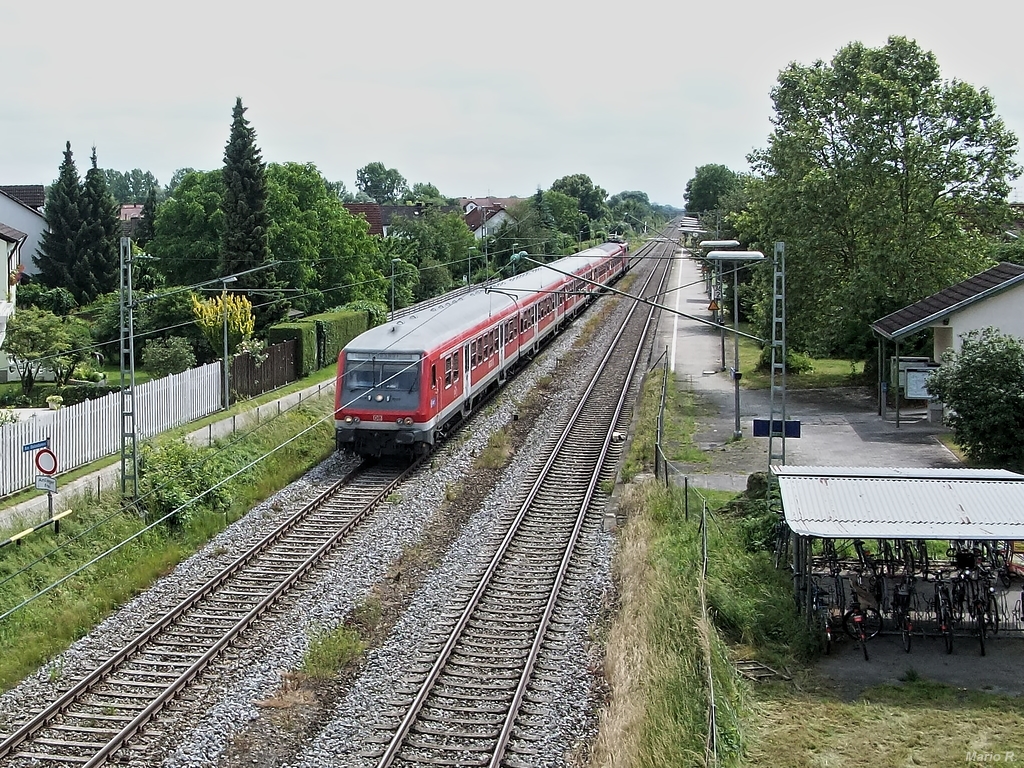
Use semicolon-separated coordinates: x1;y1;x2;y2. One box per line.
861;607;882;639
940;605;954;654
899;610;912;653
977;603;986;656
986;594;1000;636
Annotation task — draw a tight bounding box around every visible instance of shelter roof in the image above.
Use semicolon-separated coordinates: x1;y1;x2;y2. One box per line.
870;262;1024;340
773;465;1024;540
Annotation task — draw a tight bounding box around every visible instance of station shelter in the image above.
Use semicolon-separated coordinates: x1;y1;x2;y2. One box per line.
773;466;1024;626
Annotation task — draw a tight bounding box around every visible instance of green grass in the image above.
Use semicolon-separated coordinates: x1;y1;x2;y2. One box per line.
622;369;707;481
0;401;334;690
301;625;365;681
734;332;865;390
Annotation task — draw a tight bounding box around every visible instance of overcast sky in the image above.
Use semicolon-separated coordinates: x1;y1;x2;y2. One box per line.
4;0;1023;207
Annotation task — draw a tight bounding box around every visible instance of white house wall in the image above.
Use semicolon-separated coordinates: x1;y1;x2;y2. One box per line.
0;195;46;276
945;283;1024;352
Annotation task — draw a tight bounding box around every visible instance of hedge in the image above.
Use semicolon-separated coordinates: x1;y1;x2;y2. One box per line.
305;310;369;370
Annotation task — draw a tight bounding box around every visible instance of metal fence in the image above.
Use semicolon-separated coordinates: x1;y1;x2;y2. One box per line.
0;363;221;498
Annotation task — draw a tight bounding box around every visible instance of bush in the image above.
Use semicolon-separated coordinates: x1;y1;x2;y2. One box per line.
757;347;814;374
927;327;1024;470
142;336;197;377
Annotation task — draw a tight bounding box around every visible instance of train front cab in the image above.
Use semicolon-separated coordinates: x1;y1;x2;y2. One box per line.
335;351;428;456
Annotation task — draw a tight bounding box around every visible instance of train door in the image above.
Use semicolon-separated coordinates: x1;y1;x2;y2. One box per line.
463;342;472;411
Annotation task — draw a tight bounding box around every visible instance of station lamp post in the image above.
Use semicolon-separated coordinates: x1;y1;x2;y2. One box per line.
700;240;740;370
705;249;764;438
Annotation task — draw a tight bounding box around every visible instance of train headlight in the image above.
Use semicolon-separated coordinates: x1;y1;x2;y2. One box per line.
344;415;354;424
375;394;384;402
403;417;414;425
352;416;360;424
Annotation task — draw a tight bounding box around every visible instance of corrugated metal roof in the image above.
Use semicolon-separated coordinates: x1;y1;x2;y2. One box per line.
772;466;1024;539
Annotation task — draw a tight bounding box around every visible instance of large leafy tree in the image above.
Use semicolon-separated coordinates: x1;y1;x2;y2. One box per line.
684;164;739;214
387;208;475;297
35;142;82;291
79;147;122;303
265;162;381;313
927;328;1024;470
355;162;408;204
149;170;226;286
550;173;609;223
745;36;1020;359
222;97;284;329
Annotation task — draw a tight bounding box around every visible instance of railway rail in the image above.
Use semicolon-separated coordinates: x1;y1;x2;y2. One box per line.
367;239;672;767
0;461;416;767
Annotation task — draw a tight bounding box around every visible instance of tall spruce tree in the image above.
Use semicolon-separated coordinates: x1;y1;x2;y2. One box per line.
79;147;122;303
221;97;284;329
36;141;83;291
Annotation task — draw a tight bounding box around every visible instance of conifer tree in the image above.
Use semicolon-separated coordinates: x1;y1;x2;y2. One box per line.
135;186;159;247
221;97;285;329
36;141;82;290
79;147;122;303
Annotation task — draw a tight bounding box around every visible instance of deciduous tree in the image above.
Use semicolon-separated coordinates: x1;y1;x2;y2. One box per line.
355;162;408;204
746;36;1020;359
550;174;608;223
684;165;739;214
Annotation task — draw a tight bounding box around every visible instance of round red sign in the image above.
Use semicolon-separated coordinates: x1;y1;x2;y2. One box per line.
35;448;58;476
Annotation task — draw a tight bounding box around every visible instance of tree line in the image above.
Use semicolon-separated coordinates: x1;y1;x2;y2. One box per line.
5;97;674;404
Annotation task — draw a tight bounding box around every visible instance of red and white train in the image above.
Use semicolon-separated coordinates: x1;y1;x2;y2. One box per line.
334;242;630;457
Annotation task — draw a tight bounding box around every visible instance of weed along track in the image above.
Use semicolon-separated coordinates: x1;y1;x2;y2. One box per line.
0;460;416;767
367;251;665;768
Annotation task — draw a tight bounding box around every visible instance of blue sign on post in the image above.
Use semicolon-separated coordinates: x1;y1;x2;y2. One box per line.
752;419;801;438
22;439;50;453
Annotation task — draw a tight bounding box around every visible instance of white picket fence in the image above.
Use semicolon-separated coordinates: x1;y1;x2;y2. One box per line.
0;363;222;498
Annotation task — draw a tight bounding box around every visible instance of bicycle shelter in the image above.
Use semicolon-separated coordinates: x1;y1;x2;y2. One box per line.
772;466;1024;632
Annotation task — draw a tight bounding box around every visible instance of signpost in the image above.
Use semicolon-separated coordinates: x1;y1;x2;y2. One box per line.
30;445;59;518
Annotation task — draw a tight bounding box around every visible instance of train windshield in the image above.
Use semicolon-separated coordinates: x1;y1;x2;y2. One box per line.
344;354;421;393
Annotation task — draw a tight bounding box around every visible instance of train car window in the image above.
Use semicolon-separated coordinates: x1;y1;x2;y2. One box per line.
471;339;478;368
346;364;374;390
382;362;420;392
431;363;437;389
452;350;460;382
445;355;453;388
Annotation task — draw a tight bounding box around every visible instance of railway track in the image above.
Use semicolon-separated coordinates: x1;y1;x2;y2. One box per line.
367;242;671;768
0;460;417;767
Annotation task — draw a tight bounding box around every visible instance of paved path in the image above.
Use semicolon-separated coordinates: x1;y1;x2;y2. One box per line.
654;247;961;490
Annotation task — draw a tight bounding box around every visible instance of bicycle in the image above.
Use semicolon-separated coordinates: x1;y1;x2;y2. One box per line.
811;581;834;654
933;570;954;654
892;574;915;653
843;573;882;661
